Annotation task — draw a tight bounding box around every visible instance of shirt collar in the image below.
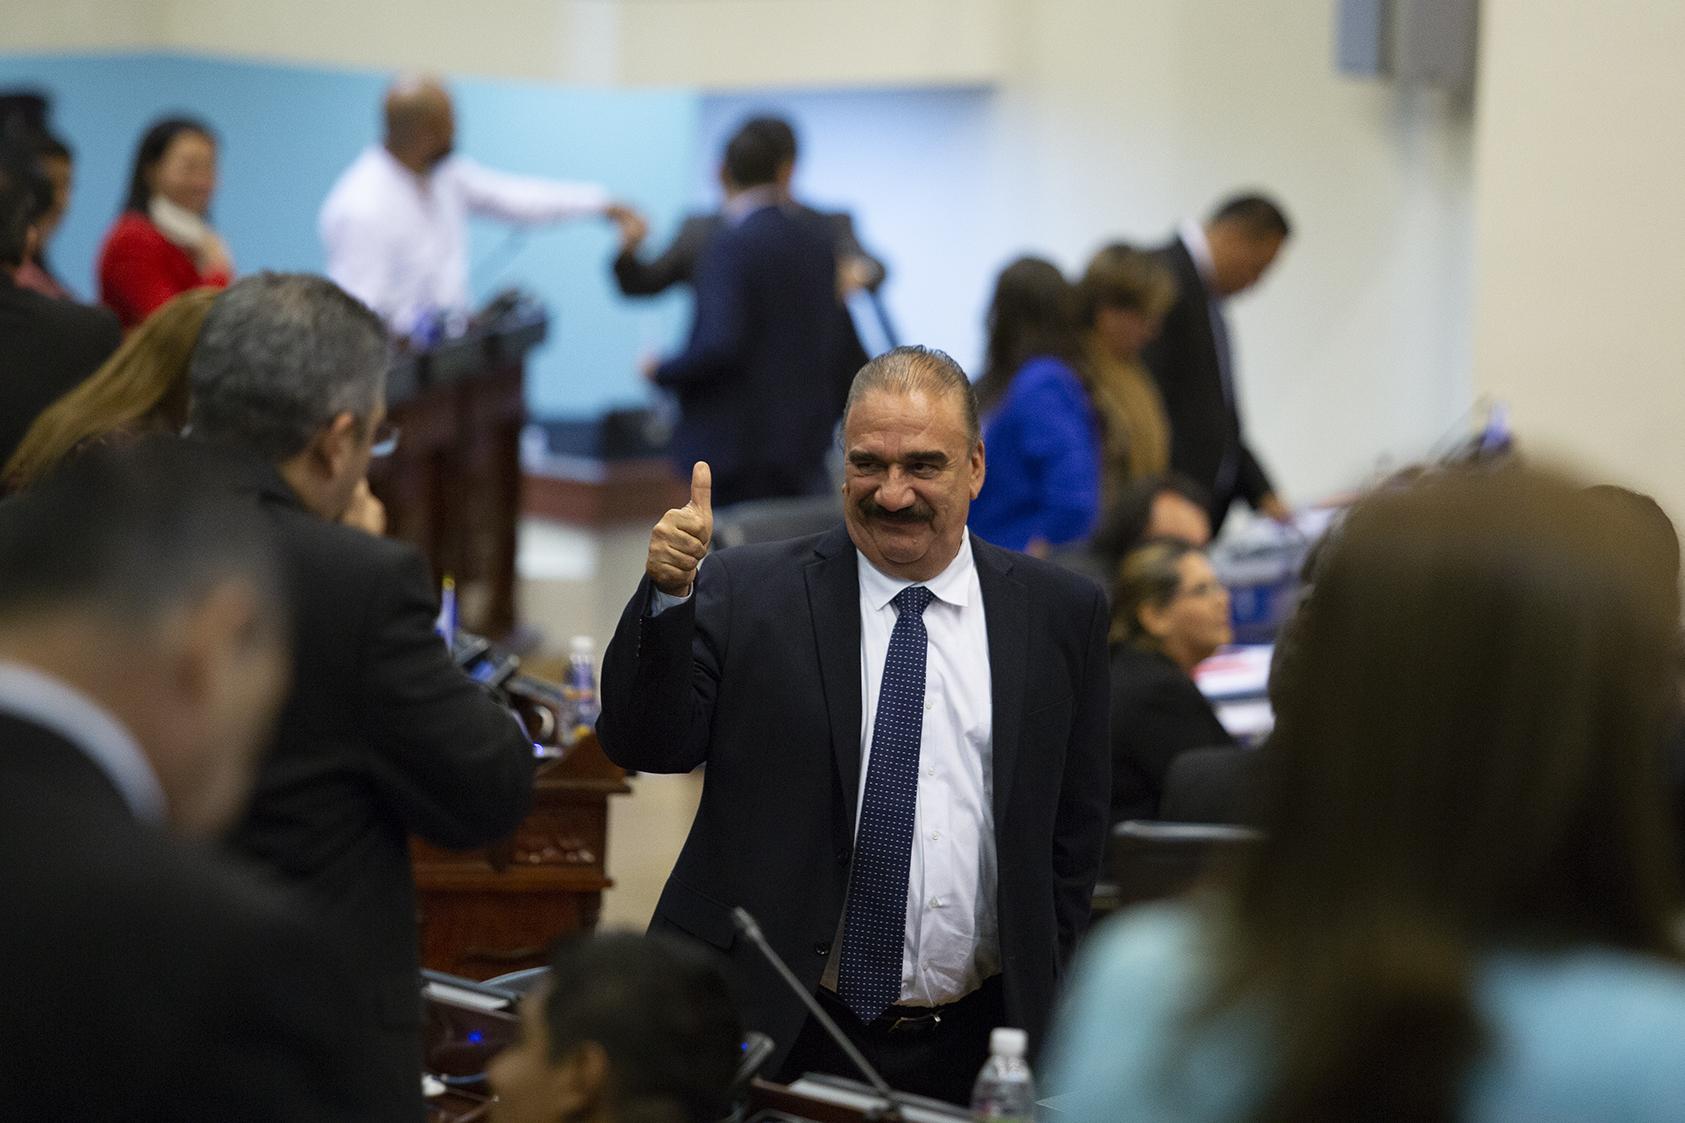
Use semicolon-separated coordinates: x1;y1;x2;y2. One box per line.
0;662;166;823
724;185;783;224
857;529;976;612
1178;218;1218;294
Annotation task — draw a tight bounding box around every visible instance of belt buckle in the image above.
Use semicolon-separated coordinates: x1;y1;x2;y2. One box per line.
886;1010;942;1035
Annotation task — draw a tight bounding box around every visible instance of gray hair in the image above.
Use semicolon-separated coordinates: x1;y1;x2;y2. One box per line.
842;345;980;444
189;273;389;461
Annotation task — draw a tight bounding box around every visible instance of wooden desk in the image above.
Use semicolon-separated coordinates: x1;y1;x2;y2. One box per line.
412;732;630;978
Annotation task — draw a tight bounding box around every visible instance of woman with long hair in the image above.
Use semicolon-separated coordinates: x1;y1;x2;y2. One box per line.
5;287;216;490
966;256;1099;553
1077;243;1177;504
97;117;231;329
1048;466;1685;1121
1108;538;1236;823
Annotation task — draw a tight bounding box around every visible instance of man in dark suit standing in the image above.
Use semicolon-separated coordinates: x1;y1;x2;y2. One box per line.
617;116;882;432
1141;193;1292;535
599;346;1111;1105
187;273;536;1121
0;441;382;1120
642;124;849;507
0;155;120;469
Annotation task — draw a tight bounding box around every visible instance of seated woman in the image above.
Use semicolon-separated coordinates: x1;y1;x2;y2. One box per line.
4;287;216;491
966;256;1099;553
1048;467;1685;1121
1109;539;1237;823
98;118;231;329
1077;243;1178;505
488;933;744;1123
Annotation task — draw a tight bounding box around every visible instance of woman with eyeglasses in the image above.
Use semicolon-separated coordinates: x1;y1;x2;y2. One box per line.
1108;538;1236;824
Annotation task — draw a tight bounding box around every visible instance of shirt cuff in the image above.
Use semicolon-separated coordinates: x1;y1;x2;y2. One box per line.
646;586;692;617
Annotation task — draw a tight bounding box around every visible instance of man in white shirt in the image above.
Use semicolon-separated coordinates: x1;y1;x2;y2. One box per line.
599;346;1111;1105
319;75;623;337
0;439;384;1120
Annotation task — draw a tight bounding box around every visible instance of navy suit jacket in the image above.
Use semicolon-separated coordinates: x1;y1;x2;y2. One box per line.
1140;238;1274;533
597;526;1111;1067
653;204;844;503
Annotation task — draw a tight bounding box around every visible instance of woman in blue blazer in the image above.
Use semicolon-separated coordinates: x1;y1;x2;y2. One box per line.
966;256;1100;553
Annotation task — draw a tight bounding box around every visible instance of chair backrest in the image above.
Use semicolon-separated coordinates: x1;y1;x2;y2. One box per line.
712;494;842;550
1107;820;1262;909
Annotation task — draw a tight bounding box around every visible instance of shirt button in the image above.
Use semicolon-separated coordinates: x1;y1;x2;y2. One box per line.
929;831;941;842
929;896;944;908
925;766;936;778
924;698;934;712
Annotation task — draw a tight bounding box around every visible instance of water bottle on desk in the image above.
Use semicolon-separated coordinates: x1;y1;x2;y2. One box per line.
972;1027;1035;1122
562;635;599;745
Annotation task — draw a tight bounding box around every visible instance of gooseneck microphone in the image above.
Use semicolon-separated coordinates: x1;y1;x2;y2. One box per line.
730;907;905;1120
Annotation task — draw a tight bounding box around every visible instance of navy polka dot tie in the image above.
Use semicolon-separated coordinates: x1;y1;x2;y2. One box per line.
838;584;934;1023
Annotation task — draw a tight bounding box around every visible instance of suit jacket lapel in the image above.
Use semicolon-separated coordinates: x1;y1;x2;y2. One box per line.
974;538;1028;824
804;526;864;825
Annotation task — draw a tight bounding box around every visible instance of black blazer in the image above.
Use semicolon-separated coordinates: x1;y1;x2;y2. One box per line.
597;525;1111;1066
207;444;535;1120
653;205;846;503
0;275;121;470
1109;643;1236;823
0;714;385;1120
1139;238;1274;533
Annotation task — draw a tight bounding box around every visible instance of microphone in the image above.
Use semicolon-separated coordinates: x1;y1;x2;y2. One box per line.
730;907;905;1120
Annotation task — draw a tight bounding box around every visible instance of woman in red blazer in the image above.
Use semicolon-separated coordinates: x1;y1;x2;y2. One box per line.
97;117;232;329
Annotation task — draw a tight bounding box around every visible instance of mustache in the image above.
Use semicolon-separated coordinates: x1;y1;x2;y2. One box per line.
857;496;935;525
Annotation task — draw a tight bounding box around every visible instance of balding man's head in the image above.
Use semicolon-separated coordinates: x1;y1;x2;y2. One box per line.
383;75;455;172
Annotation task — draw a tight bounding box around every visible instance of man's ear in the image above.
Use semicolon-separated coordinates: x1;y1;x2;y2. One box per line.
554;1041;611;1119
316;411;361;479
969;439;986;501
174;579;265;706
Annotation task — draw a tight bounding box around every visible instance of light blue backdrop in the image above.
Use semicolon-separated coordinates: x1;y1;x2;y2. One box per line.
0;52;699;418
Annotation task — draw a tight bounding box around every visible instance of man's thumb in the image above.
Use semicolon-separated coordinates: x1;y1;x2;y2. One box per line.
689;461;713;515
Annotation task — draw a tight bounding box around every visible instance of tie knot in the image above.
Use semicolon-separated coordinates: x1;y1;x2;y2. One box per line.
893;585;934;617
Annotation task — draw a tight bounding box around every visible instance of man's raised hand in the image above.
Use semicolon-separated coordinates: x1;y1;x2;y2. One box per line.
647;461;713;597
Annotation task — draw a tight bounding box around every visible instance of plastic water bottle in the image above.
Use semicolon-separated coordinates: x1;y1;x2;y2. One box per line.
971;1027;1035;1122
563;635;600;743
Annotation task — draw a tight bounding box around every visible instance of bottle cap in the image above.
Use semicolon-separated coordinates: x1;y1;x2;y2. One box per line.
990;1027;1027;1058
570;635;594;657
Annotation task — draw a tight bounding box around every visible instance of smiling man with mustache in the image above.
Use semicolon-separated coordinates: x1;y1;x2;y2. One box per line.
600;345;1111;1105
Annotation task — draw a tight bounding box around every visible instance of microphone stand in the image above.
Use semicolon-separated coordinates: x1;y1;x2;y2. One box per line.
731;907;907;1122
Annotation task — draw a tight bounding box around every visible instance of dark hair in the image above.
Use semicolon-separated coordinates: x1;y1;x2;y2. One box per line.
1076;242;1177;326
723;118;788;190
541;933;742;1123
1585;484;1680;586
1200;467;1684;1122
1111;537;1202;647
0;436;281;632
976;256;1083;412
735;114;797;165
34;132;71;162
844;344;980;445
121;116;215;214
1209;192;1292;240
189;273;389;462
0;157;35;267
1091;471;1211;570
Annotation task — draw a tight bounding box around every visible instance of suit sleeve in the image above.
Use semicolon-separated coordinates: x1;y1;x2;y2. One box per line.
354;548;534;849
827;211;887;291
1017;368;1102;545
597;561;728;774
613;217;705;296
653;237;748;388
1237;443;1276;508
1052;584;1112;962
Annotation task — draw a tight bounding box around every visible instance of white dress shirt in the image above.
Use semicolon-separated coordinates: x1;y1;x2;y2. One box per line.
0;662;164;823
823;530;998;1006
319;146;610;335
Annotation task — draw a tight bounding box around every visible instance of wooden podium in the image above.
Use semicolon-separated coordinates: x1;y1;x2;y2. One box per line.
371;304;548;640
412;731;629;979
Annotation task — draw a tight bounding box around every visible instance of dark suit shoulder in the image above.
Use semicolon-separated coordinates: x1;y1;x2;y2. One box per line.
972;534;1106;608
1110;643;1203;704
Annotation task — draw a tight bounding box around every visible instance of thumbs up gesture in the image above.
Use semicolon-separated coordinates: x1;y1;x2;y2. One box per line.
647;462;713;597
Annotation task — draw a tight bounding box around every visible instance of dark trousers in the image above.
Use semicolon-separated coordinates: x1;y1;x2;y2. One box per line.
776;976;1005;1107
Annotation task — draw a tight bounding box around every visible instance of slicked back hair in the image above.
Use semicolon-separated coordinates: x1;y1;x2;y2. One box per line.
1209;192;1292;240
843;345;980;446
188;273;389;463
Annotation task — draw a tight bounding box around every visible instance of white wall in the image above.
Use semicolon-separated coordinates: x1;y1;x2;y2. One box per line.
1471;0;1685;517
